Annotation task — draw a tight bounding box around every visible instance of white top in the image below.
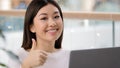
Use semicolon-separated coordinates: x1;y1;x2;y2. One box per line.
18;48;71;68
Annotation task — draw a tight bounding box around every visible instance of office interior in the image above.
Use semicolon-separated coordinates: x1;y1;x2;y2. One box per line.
0;0;120;67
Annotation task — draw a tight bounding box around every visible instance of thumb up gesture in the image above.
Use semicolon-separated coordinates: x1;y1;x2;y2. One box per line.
21;39;48;68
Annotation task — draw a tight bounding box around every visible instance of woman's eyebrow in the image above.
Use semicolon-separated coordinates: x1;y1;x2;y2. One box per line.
53;11;59;14
39;11;59;16
39;13;47;16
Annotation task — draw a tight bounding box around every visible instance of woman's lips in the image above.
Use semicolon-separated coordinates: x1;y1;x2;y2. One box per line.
46;28;59;32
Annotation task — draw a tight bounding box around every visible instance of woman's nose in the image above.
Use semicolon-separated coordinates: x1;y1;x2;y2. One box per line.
49;19;57;27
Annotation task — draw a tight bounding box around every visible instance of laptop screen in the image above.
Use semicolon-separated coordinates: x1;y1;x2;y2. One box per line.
69;47;120;68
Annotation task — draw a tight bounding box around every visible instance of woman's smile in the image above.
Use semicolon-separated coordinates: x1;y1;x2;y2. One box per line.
46;28;59;35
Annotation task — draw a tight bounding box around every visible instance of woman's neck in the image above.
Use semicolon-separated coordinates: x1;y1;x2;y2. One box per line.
36;39;56;53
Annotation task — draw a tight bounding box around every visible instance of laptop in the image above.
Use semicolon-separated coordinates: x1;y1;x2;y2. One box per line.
69;47;120;68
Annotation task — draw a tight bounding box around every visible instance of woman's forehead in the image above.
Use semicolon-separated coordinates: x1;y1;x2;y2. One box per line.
38;4;59;13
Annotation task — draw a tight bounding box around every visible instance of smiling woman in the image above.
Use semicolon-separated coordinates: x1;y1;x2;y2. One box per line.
17;0;70;68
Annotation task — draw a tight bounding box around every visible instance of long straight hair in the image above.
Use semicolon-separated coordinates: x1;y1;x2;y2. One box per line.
22;0;64;50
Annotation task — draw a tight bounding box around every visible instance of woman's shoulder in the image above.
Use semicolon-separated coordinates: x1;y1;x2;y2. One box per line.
53;48;71;56
17;47;28;55
60;48;71;53
17;47;28;62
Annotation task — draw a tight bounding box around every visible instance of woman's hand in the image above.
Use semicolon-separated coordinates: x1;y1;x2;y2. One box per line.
21;39;48;68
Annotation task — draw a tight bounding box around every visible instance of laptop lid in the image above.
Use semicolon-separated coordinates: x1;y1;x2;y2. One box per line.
69;47;120;68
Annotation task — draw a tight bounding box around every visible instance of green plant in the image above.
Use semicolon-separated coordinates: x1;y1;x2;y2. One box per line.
0;30;20;67
0;29;6;67
0;29;5;40
0;63;8;68
0;48;20;68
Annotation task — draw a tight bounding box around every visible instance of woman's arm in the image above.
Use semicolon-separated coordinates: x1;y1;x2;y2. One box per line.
21;39;48;68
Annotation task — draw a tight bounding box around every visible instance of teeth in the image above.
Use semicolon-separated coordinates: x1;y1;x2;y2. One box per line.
48;29;57;32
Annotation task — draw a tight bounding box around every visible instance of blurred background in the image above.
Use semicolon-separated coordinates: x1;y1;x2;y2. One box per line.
0;0;120;68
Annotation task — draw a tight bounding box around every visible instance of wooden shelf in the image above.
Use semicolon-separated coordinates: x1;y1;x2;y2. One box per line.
0;10;120;21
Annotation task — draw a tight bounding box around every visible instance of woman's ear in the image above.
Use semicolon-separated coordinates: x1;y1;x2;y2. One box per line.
30;25;36;33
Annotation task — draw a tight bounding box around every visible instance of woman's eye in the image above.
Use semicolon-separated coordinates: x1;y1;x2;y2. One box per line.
41;17;48;20
54;16;60;19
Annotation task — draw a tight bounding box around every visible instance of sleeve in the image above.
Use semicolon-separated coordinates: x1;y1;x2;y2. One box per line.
7;48;27;68
17;48;28;63
17;48;28;68
8;58;21;68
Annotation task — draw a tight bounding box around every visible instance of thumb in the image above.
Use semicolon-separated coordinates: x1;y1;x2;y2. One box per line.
31;38;37;50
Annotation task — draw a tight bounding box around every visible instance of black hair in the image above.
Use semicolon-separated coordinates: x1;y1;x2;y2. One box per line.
22;0;63;50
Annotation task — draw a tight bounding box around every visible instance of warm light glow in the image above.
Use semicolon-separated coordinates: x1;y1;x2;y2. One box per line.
0;0;11;10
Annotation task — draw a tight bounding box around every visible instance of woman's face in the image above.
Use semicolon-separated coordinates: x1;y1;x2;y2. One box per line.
30;4;63;42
